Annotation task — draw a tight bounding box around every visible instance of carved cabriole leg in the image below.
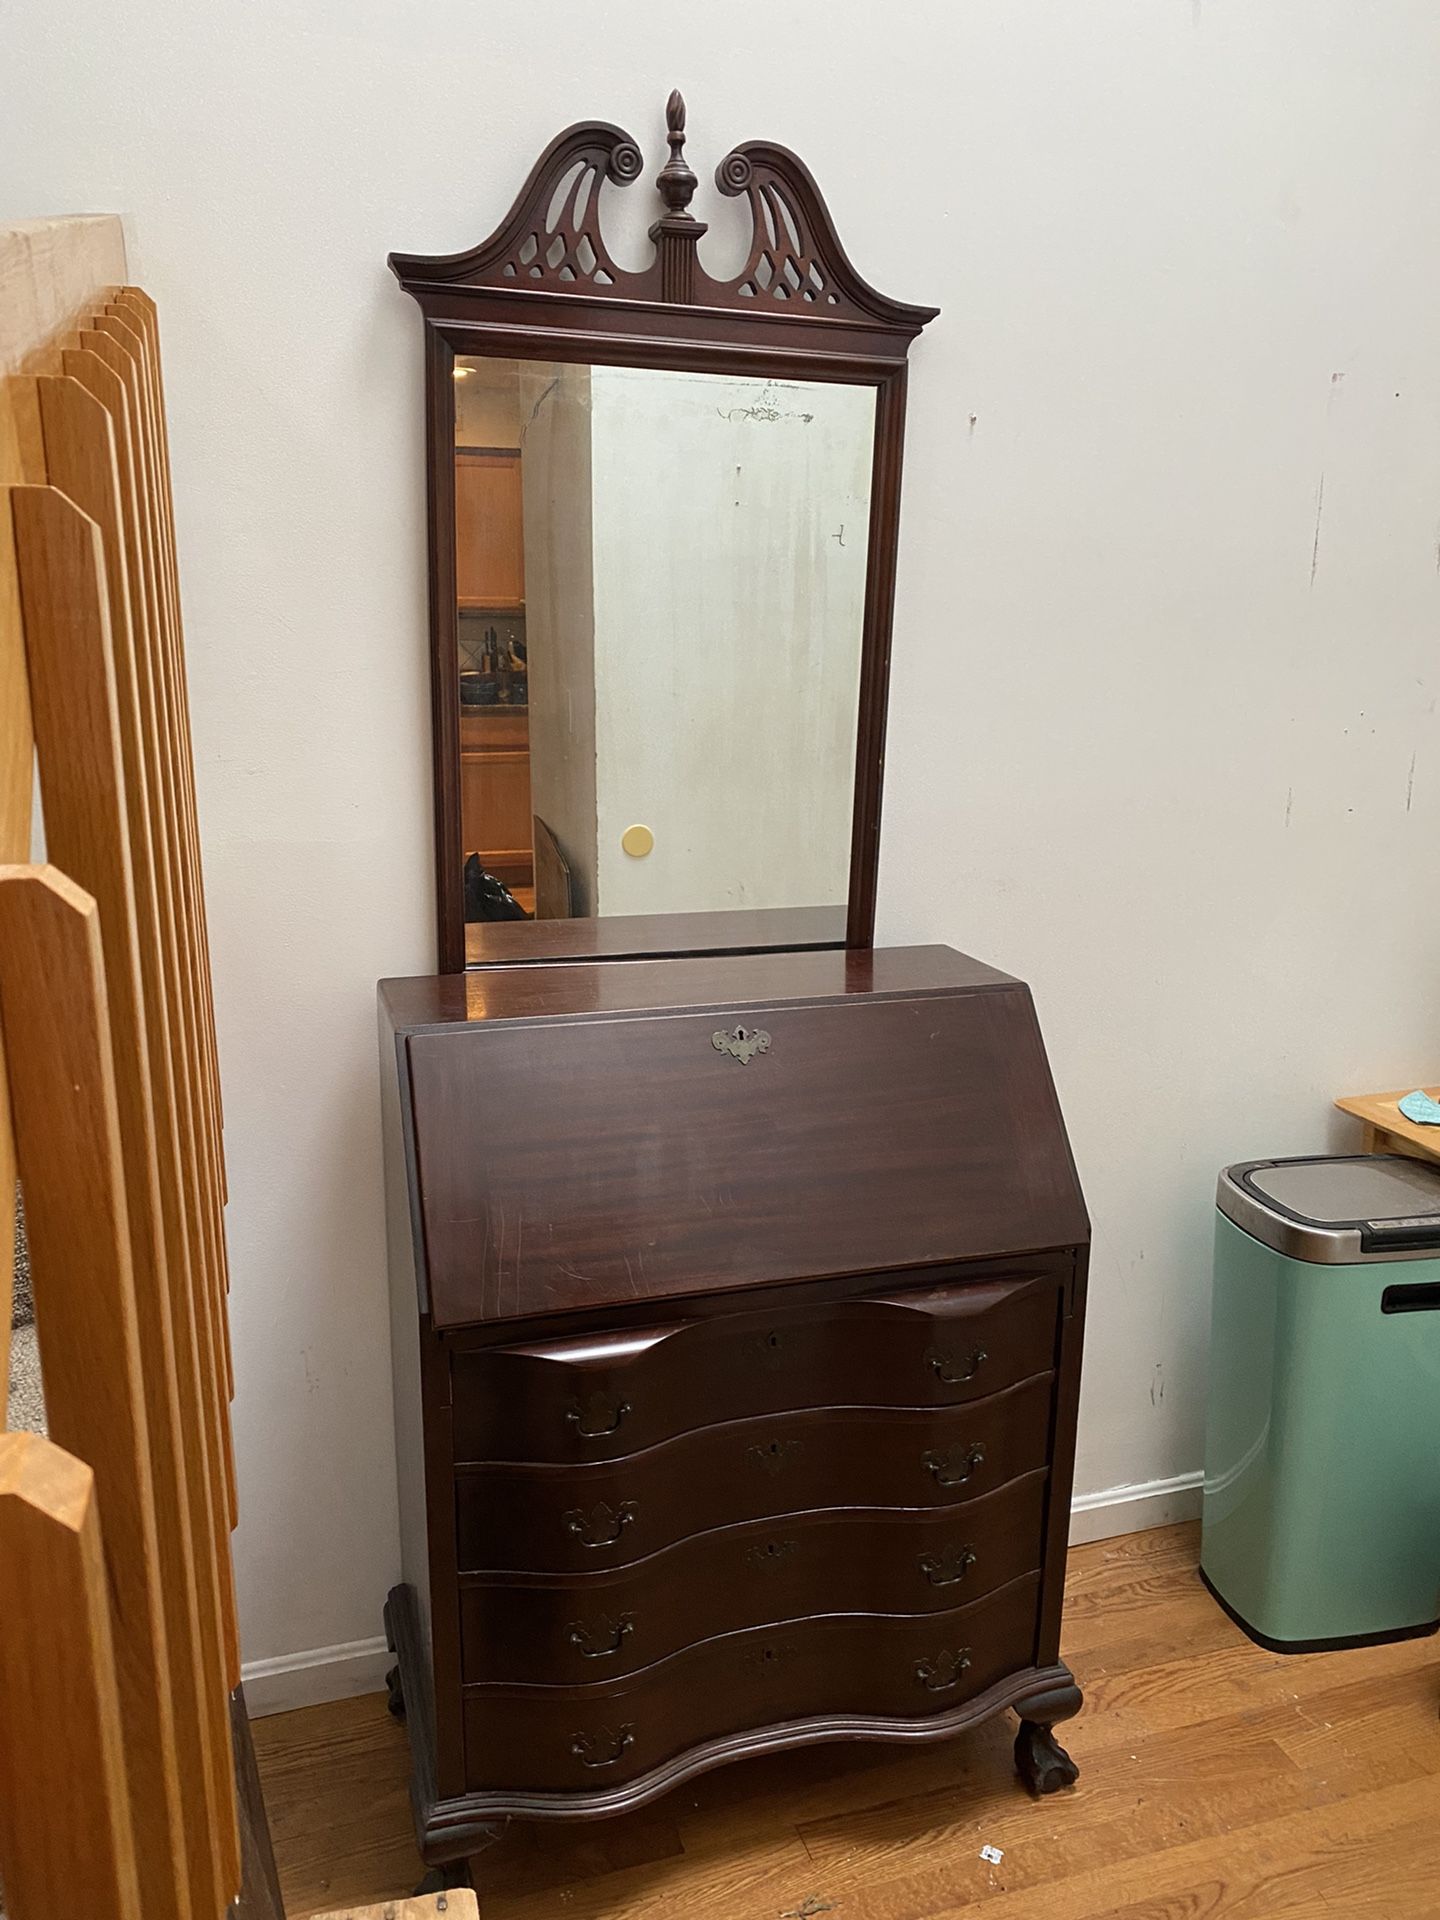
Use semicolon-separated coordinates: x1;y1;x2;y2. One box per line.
1012;1675;1082;1796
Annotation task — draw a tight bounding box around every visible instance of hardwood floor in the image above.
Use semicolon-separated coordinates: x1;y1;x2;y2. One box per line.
254;1523;1440;1919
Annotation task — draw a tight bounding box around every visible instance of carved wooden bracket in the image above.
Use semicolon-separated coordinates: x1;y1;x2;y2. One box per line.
389;91;937;338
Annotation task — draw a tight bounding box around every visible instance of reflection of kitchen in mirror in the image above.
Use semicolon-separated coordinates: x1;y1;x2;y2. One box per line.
453;352;875;941
453;357;539;923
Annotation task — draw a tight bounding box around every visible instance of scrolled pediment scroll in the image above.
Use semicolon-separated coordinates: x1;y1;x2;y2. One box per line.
704;138;935;330
388;120;649;298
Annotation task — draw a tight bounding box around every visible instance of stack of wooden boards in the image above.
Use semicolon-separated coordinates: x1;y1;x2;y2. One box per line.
0;214;478;1920
0;216;268;1920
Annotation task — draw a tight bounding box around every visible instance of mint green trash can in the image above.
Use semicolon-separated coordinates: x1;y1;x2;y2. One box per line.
1201;1154;1440;1652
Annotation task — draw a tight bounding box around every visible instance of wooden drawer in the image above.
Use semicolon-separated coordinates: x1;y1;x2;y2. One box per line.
460;1470;1047;1683
454;1372;1053;1574
450;1275;1061;1465
462;1572;1041;1793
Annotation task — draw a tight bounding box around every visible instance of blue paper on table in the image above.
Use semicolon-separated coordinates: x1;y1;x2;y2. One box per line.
1397;1090;1440;1126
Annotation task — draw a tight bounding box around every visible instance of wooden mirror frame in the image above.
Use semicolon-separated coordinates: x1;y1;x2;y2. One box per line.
390;92;938;973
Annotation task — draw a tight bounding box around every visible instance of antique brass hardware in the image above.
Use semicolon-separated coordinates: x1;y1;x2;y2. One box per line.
921;1442;986;1489
564;1500;638;1548
747;1536;800;1570
712;1023;771;1064
571;1723;635;1768
566;1391;631;1439
918;1543;977;1588
568;1612;636;1658
915;1647;972;1692
747;1436;803;1474
927;1345;988;1385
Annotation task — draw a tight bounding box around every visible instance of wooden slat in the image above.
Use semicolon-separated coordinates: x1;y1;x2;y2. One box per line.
14;466;234;1919
99;299;235;1406
77;315;240;1533
0;862;186;1920
114;289;226;1180
0;1431;140;1920
0;214;124;1401
62;329;237;1543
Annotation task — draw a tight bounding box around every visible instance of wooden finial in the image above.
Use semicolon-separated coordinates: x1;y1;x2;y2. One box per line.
650;88;706;300
655;89;700;223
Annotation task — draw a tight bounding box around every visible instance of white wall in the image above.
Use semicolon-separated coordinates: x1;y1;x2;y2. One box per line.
2;1;1438;1690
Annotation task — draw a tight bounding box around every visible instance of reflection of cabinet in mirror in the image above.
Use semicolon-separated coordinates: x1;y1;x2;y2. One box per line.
459;708;532;911
455;450;524;609
455;359;536;914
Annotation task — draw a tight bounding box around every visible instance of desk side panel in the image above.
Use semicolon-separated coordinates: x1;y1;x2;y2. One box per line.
379;996;432;1644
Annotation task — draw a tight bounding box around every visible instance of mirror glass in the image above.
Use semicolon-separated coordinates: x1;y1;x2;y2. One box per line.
452;355;875;954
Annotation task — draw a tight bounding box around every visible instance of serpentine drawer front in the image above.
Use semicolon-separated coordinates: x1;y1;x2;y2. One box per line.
460;1471;1048;1684
461;1574;1043;1794
380;947;1090;1854
454;1373;1054;1575
449;1274;1063;1464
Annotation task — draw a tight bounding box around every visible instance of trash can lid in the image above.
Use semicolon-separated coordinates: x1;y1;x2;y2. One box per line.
1218;1154;1440;1263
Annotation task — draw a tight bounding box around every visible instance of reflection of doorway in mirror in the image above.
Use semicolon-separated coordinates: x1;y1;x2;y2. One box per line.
453;354;872;934
454;358;537;921
534;365;872;919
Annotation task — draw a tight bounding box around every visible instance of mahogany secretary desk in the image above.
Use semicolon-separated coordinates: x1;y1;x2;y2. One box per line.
380;95;1089;1882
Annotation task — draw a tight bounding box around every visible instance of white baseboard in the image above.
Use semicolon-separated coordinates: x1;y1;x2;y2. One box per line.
241;1478;1205;1715
241;1634;392;1717
1068;1468;1205;1545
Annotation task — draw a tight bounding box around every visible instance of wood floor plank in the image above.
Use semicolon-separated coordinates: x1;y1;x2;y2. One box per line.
256;1524;1440;1920
876;1775;1440;1920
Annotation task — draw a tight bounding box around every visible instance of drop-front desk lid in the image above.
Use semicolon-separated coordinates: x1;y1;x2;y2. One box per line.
381;945;1088;1331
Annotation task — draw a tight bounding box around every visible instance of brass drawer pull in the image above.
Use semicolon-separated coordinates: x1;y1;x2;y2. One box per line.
915;1647;972;1693
567;1612;635;1658
571;1723;635;1768
918;1544;977;1588
928;1345;988;1386
564;1500;638;1548
747;1536;800;1571
567;1392;630;1439
748;1437;803;1475
922;1443;986;1489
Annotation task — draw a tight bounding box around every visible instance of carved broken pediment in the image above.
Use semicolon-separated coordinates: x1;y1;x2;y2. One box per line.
389;91;937;336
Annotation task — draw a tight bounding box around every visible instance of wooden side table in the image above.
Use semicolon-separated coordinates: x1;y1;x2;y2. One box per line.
1334;1087;1440;1164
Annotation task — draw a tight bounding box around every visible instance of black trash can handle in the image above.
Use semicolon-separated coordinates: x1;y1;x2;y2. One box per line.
1381;1282;1440;1314
1359;1217;1440;1254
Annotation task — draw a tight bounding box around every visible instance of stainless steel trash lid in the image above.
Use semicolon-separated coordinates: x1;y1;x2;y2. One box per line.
1217;1154;1440;1263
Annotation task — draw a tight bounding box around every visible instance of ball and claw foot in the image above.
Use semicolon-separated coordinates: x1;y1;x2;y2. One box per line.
385;1663;405;1720
1014;1719;1080;1796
